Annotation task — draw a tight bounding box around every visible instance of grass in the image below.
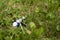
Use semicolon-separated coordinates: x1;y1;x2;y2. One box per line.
0;0;60;40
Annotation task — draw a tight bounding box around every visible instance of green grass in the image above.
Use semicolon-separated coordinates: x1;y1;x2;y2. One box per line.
0;0;60;40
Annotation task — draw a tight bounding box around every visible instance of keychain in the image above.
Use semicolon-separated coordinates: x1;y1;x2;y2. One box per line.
12;16;31;34
12;16;26;34
12;16;26;27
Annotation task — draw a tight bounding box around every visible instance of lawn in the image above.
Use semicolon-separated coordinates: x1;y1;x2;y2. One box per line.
0;0;60;40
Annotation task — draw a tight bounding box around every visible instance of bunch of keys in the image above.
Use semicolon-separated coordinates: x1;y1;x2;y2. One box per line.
12;16;26;27
12;16;31;34
12;16;27;34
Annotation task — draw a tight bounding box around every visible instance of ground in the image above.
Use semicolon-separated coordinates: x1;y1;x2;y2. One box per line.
0;0;60;40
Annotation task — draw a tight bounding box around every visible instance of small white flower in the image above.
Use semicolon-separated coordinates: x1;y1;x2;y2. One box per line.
22;16;25;19
12;22;18;26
